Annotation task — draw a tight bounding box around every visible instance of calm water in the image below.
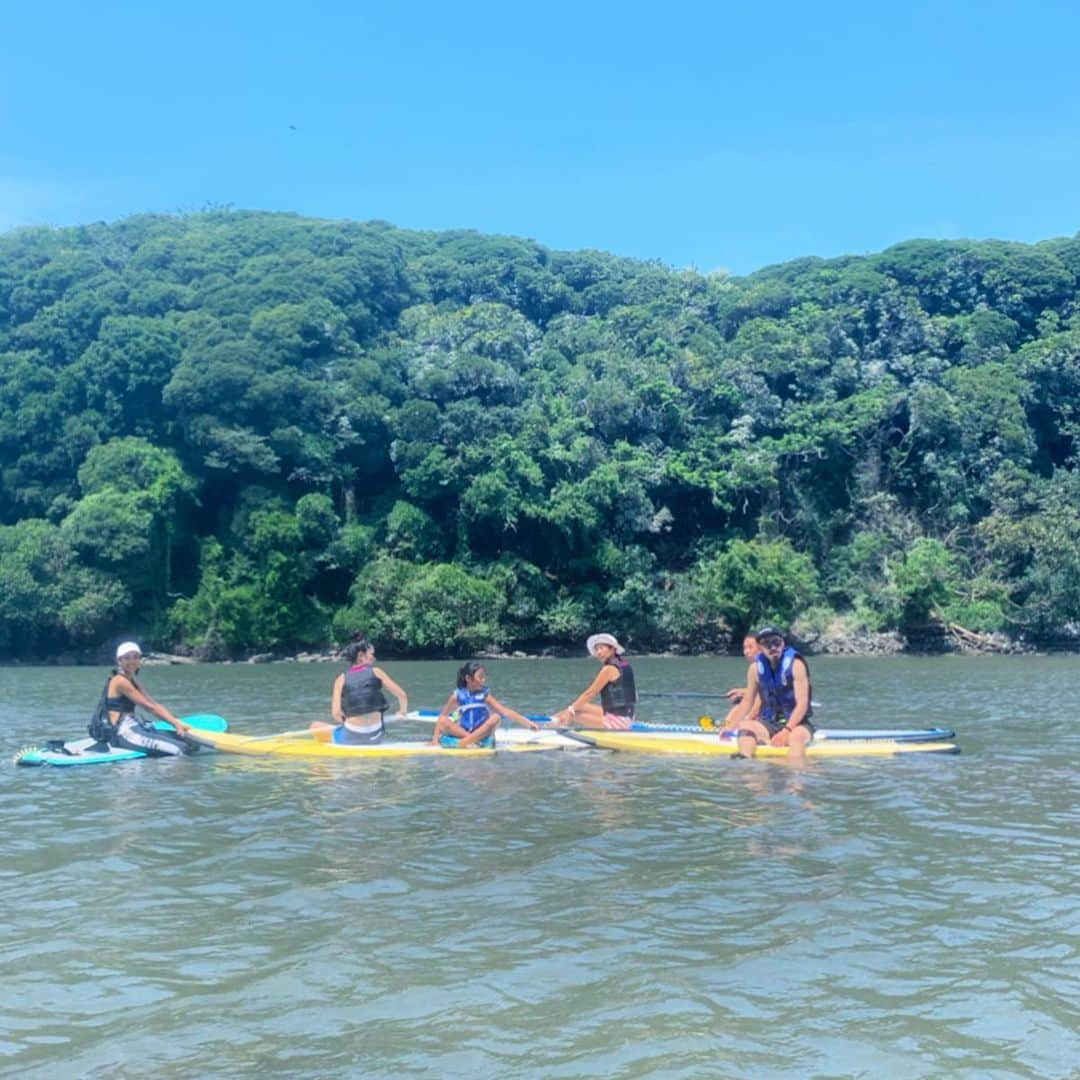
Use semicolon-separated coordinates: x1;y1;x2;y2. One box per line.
2;656;1077;1078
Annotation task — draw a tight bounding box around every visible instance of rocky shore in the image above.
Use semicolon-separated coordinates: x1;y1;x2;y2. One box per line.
6;624;1078;666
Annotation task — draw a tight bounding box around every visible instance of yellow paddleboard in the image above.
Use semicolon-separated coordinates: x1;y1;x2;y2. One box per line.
187;728;564;758
566;731;960;756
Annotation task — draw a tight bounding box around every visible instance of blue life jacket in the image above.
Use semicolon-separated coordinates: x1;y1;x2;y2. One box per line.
455;686;492;732
755;646;813;723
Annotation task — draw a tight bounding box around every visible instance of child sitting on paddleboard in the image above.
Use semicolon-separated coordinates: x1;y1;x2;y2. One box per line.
429;662;540;748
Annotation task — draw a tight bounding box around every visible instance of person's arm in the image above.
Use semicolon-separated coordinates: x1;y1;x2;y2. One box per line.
330;674;345;724
721;666;759;731
429;692;458;743
486;694;540;730
374;667;408;716
114;676;187;733
559;666;618;723
770;659;810;746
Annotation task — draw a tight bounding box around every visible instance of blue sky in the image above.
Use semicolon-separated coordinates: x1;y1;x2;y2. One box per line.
2;0;1078;274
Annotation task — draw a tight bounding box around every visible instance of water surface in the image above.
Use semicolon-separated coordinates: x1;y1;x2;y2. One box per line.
2;656;1077;1077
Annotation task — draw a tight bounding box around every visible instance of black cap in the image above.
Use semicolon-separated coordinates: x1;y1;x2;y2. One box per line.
754;626;785;641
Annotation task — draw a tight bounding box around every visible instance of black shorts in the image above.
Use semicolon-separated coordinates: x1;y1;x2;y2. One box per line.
763;716;815;738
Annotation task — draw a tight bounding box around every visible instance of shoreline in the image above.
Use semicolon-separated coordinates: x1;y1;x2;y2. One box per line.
3;628;1078;667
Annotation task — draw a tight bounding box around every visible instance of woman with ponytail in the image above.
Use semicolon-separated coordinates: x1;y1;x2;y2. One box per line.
313;636;408;745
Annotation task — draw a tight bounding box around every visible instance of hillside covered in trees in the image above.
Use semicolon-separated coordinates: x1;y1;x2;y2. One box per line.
1;210;1078;659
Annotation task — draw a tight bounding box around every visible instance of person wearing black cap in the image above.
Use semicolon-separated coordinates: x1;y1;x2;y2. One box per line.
721;627;814;760
553;633;637;729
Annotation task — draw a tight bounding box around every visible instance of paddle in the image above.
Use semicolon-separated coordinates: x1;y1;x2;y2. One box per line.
243;726;320;742
157;713;227;733
406;708;557;724
638;691;740;701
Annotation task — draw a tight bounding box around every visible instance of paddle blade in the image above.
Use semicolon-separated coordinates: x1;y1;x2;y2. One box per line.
160;714;228;733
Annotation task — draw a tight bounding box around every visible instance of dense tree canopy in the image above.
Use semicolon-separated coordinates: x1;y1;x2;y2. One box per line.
1;210;1078;657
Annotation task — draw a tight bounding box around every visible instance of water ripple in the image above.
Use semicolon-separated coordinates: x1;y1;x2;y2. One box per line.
3;656;1079;1077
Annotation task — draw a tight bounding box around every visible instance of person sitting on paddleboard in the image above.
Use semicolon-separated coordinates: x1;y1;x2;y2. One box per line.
93;642;194;756
719;634;763;728
722;626;814;760
553;633;637;729
430;662;540;748
313;636;408;745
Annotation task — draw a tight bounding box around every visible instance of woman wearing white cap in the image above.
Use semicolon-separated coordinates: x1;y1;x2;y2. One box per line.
88;642;194;756
553;633;637;729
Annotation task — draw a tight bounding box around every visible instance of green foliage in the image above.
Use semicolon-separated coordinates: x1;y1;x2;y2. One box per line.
2;212;1080;656
384;500;444;560
295;493;339;549
335;556;505;653
0;518;130;650
660;539;821;648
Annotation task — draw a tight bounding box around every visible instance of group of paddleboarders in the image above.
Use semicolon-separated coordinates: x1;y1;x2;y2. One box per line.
88;624;811;759
310;630;640;749
304;625;810;757
426;632;641;747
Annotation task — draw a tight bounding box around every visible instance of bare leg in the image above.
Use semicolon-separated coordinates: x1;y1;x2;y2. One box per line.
554;703;606;728
458;715;500;747
430;716;464;744
736;719;771;758
785;725;812;763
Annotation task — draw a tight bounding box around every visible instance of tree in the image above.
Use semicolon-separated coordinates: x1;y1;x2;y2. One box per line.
660;539;821;648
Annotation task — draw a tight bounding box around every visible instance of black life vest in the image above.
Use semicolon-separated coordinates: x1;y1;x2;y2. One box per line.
341;664;388;716
599;657;637;715
89;673;139;741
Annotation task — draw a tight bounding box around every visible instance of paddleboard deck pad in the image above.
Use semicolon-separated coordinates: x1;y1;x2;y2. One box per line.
14;714;228;767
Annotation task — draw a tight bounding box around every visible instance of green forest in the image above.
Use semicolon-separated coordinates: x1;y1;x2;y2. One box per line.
1;210;1078;659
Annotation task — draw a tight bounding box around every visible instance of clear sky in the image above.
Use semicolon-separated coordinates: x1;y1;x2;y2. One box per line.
2;0;1078;275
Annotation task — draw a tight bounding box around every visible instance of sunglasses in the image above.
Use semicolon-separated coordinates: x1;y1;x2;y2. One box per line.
760;637;783;647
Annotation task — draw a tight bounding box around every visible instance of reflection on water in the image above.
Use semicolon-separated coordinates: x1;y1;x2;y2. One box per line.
2;656;1078;1077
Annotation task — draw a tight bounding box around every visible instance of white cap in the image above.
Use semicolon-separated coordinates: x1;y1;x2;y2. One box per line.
116;641;142;660
586;633;625;656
